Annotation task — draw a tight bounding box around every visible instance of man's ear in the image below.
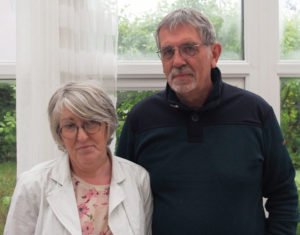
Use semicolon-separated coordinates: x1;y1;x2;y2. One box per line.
210;42;222;68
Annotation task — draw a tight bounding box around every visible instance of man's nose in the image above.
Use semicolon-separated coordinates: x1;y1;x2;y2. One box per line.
172;48;187;68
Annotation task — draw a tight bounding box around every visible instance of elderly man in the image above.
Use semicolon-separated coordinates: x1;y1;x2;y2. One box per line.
117;8;298;235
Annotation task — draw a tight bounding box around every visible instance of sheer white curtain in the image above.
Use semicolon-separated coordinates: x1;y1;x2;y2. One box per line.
16;0;118;175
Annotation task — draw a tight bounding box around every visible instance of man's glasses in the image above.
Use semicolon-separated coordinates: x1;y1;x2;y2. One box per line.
59;120;101;139
156;42;206;61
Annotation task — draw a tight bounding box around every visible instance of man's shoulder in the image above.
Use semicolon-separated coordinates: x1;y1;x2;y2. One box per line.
126;90;166;120
223;82;272;108
131;90;165;111
221;82;274;123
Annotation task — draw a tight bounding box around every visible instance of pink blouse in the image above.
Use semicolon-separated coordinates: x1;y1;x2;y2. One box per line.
72;174;113;235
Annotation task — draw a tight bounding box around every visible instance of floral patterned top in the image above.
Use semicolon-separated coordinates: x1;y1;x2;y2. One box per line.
72;173;113;235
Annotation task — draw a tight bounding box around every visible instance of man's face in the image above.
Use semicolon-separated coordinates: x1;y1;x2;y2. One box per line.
158;24;220;98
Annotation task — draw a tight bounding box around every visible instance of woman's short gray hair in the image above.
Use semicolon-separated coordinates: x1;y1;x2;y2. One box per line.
48;80;118;150
155;8;217;49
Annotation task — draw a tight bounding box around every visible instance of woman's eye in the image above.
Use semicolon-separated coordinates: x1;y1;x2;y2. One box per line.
64;123;76;129
85;121;99;128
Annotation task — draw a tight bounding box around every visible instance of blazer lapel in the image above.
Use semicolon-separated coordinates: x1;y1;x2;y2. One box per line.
109;156;126;214
47;155;81;235
108;156;135;234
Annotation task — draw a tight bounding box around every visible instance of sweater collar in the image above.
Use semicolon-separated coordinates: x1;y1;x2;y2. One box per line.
165;67;223;111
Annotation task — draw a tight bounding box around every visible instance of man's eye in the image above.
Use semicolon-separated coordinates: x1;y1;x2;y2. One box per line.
182;45;196;54
162;48;174;56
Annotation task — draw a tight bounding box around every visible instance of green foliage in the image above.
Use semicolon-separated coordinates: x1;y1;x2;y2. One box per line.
115;90;158;147
0;161;16;233
118;0;242;60
281;15;300;59
118;1;167;60
281;79;300;169
0;84;16;162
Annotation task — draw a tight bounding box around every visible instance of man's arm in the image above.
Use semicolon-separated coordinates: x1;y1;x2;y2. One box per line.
262;111;298;234
116;120;135;161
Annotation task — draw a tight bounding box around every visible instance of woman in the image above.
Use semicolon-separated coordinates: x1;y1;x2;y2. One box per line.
4;81;153;235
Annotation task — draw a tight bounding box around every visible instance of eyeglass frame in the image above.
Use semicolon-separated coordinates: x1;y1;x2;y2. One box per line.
58;120;102;140
156;42;208;61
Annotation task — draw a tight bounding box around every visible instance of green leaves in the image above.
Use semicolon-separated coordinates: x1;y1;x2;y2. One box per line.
118;0;242;60
115;90;158;148
280;79;300;168
1;196;11;206
0;83;16;162
281;14;300;59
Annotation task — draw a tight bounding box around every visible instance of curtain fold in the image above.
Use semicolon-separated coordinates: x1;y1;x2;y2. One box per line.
16;0;118;175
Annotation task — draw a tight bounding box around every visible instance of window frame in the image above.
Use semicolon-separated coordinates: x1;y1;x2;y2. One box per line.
1;0;300;120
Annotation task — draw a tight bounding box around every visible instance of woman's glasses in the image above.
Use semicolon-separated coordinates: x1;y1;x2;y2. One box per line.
59;120;101;139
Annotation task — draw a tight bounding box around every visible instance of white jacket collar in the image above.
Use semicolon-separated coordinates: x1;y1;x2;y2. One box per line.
47;154;81;234
47;150;130;234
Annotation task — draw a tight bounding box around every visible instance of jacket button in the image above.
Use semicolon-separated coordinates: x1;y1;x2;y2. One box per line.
191;113;199;122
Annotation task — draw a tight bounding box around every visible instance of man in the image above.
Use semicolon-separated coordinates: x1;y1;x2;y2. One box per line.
117;8;298;234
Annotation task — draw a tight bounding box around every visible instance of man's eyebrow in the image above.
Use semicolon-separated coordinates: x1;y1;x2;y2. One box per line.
161;45;173;49
162;41;198;48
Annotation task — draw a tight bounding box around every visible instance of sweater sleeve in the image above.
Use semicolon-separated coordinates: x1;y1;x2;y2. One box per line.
116;118;136;162
262;109;299;234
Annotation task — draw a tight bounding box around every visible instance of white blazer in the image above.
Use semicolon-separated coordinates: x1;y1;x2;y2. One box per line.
4;154;153;235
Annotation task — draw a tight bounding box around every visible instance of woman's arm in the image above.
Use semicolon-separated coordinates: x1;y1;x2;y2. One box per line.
141;171;153;235
4;172;40;235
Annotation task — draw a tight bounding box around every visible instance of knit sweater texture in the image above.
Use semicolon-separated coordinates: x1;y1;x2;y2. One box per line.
117;67;298;235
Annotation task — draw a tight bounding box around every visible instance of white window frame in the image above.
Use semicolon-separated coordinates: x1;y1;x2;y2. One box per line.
1;0;300;120
0;62;15;79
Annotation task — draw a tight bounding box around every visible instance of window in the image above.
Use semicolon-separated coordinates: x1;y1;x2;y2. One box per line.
118;0;243;61
0;80;16;162
117;0;246;95
281;78;300;168
0;0;300;232
279;0;300;60
0;0;15;62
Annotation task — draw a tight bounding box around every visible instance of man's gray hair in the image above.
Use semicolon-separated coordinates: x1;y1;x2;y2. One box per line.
48;80;118;150
155;8;217;49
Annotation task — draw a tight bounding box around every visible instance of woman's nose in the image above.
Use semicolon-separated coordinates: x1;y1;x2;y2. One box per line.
76;126;89;141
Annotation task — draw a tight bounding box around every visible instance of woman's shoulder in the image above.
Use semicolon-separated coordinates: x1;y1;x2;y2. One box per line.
20;158;56;177
17;157;64;189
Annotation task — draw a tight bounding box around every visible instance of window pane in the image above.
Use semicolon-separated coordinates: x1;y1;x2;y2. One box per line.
116;90;158;147
0;0;16;62
280;78;300;233
118;0;243;61
0;81;16;162
280;78;300;167
279;0;300;60
0;80;16;232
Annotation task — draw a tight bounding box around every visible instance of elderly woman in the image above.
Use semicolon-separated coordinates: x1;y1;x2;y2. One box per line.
4;81;153;235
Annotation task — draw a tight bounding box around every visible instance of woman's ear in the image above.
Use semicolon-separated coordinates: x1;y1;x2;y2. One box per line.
210;42;222;68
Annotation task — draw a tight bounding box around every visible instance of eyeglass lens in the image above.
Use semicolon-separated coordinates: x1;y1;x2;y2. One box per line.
159;43;200;61
60;121;101;139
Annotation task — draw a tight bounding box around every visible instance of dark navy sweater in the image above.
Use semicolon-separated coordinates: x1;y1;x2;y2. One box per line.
117;67;298;235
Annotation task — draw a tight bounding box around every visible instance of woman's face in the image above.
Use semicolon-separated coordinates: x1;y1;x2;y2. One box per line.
59;107;109;172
